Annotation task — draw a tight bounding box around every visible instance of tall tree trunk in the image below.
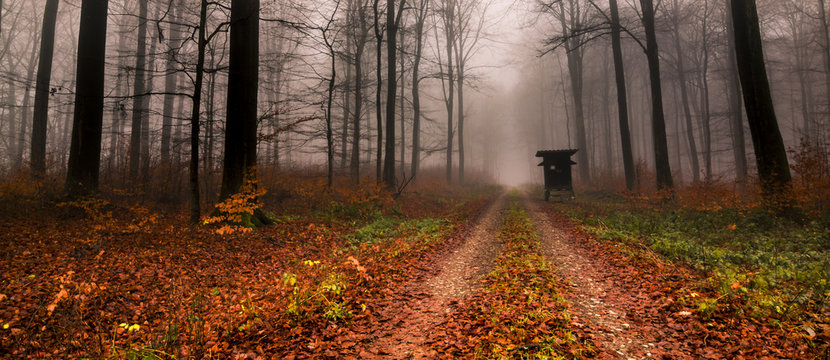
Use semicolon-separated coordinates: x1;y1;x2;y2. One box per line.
128;0;148;181
456;60;465;184
410;0;427;179
603;49;613;174
671;0;700;182
382;0;401;189
350;38;366;183
341;40;351;172
351;5;368;183
326;37;336;187
373;0;383;183
700;1;712;182
31;0;59;177
219;0;267;229
443;0;455;184
18;38;39;169
203;50;216;192
730;0;792;199
60;43;77;174
5;60;16;165
188;0;208;223
725;0;747;184
161;1;181;167
66;0;108;195
108;18;127;177
640;0;674;189
559;0;589;183
141;4;160;182
399;26;405;179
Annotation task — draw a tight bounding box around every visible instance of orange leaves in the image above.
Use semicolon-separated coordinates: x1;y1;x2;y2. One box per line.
45;288;68;315
345;256;366;273
203;169;267;234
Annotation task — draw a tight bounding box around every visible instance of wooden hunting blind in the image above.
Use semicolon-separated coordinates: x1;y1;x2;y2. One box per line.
536;149;577;201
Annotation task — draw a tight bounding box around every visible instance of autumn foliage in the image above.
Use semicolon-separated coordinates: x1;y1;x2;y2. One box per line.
0;171;499;358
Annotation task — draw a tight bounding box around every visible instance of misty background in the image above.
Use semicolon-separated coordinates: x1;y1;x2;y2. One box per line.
0;0;827;193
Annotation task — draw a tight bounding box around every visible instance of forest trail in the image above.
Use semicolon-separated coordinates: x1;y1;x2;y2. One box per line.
523;194;658;359
365;193;507;358
365;191;807;359
369;191;678;359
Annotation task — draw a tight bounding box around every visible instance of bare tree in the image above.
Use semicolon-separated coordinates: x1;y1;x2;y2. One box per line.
453;0;489;184
349;0;371;183
668;0;701;182
554;0;590;183
382;0;405;189
373;0;383;182
30;0;59;177
410;0;429;178
437;0;456;183
160;0;183;167
188;0;210;223
128;0;148;181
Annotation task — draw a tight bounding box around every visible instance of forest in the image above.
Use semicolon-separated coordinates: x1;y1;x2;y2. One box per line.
0;0;829;358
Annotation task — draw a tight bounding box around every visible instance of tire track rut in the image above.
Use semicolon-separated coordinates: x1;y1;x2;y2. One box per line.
366;193;507;359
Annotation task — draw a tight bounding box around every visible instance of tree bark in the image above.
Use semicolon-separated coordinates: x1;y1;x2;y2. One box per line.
325;28;337;187
188;0;208;223
161;0;181;166
730;0;792;198
141;4;160;182
341;37;352;172
108;18;128;176
373;0;383;183
700;0;712;182
5;59;15;168
399;26;405;179
382;0;402;189
559;0;589;183
350;1;369;183
65;0;108;195
456;57;465;184
128;0;148;181
17;36;39;169
220;0;261;203
442;0;455;184
31;0;59;177
725;0;747;184
640;0;674;190
410;0;427;179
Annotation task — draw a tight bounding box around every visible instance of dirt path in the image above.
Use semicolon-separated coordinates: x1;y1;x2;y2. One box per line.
523;194;657;359
365;193;507;358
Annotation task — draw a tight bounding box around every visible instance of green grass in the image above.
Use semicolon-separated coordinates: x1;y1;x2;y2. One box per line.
561;193;830;319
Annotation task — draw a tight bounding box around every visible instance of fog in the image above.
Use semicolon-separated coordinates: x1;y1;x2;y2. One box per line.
1;0;828;193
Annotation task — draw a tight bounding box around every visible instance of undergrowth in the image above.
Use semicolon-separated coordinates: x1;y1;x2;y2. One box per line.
563;191;830;322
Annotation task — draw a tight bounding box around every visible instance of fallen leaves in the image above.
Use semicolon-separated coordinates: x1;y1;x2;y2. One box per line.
0;184;497;358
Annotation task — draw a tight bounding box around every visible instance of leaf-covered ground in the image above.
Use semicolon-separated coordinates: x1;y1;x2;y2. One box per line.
0;180;827;359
